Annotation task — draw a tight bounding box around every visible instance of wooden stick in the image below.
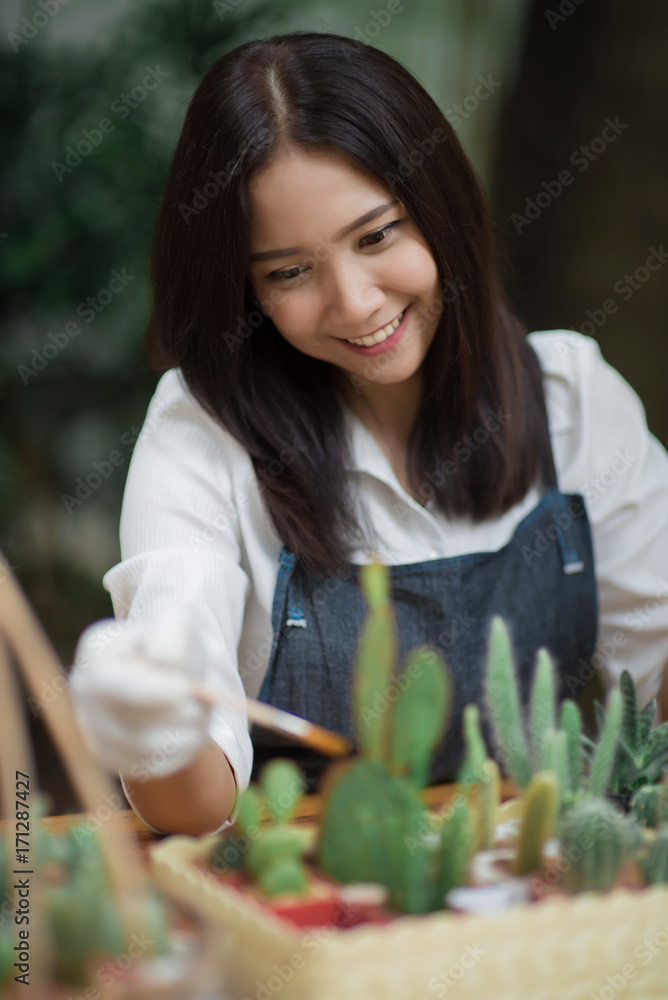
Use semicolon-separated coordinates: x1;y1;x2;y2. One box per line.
0;557;150;948
0;634;52;994
190;683;353;758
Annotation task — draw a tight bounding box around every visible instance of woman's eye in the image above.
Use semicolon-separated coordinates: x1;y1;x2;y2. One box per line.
359;220;401;248
264;220;402;283
266;265;308;283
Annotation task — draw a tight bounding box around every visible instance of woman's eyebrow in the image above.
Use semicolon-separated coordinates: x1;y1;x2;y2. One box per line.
248;199;400;264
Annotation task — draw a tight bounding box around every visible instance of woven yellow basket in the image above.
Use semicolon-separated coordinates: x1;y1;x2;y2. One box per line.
151;830;668;1000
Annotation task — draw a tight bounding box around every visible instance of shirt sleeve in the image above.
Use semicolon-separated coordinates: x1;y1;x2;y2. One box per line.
102;368;254;810
533;331;668;715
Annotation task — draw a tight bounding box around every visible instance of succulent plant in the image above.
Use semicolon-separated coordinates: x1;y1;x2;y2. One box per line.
484;617;533;788
558;699;583;800
437;794;476;901
529;650;556;772
457;704;500;850
641;825;668;885
558;798;640;894
234;758;312;896
589;671;668;797
586;689;623;798
515;771;559;875
318;559;454;914
631;777;668;829
484;617;591;811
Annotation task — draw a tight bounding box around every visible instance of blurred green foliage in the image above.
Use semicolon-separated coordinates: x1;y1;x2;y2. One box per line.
0;0;309;659
0;0;531;666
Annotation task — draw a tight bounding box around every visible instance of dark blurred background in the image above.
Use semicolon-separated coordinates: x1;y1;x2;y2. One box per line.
1;0;666;811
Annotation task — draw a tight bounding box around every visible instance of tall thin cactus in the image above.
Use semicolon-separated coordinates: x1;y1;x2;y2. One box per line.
484;617;532;787
529;649;556;771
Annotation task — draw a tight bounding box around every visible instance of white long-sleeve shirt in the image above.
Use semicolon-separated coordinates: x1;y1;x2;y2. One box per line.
104;330;668;798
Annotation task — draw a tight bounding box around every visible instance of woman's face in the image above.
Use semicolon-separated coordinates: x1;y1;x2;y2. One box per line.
246;147;442;391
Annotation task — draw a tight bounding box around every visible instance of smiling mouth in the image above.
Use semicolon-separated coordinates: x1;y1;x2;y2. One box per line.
344;308;407;347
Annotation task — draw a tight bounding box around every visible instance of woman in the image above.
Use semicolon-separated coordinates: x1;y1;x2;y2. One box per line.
69;31;668;837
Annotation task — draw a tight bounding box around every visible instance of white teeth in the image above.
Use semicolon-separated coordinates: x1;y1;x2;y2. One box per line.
346;309;405;347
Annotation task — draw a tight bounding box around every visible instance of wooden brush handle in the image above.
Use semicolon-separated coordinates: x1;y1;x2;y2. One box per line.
190;682;353;758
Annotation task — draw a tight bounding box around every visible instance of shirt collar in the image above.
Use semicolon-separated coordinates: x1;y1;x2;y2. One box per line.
341;404;435;512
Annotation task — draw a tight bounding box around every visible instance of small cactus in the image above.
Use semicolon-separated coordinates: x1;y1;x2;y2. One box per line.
558;699;583;798
641;825;668;885
485;617;532;787
558;798;638;893
457;704;499;850
529;649;556;772
438;794;475;901
631;778;668;828
586;690;622;798
514;771;558;875
235;759;312;896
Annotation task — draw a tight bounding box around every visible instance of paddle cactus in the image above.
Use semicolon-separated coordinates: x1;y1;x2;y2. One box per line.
234;758;312;896
515;771;558;875
558;798;639;893
318;559;454;913
641;825;668;885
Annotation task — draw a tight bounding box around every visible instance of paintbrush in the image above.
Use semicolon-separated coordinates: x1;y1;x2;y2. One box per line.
190;681;353;758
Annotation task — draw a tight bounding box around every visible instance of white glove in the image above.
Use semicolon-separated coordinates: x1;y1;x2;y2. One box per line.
68;606;215;780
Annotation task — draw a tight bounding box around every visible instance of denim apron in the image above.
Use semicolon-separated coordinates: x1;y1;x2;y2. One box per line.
252;416;598;790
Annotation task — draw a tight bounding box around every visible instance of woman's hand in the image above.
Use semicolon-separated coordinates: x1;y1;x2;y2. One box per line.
68;607;215;780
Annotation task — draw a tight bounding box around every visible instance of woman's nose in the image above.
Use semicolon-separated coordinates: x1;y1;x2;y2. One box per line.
321;258;386;327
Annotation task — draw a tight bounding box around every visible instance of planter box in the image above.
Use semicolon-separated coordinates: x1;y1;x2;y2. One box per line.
150;830;668;1000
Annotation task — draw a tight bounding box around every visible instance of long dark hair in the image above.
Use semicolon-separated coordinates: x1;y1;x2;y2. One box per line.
148;31;553;578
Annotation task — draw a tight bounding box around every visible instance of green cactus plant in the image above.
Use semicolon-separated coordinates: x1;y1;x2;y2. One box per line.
318;558;454;913
514;771;558;875
529;649;557;772
457;704;499;850
591;671;668;796
484;617;533;788
586;689;623;798
558;798;640;894
233;759;312;896
641;825;668;885
631;776;668;828
558;699;583;800
437;793;476;902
